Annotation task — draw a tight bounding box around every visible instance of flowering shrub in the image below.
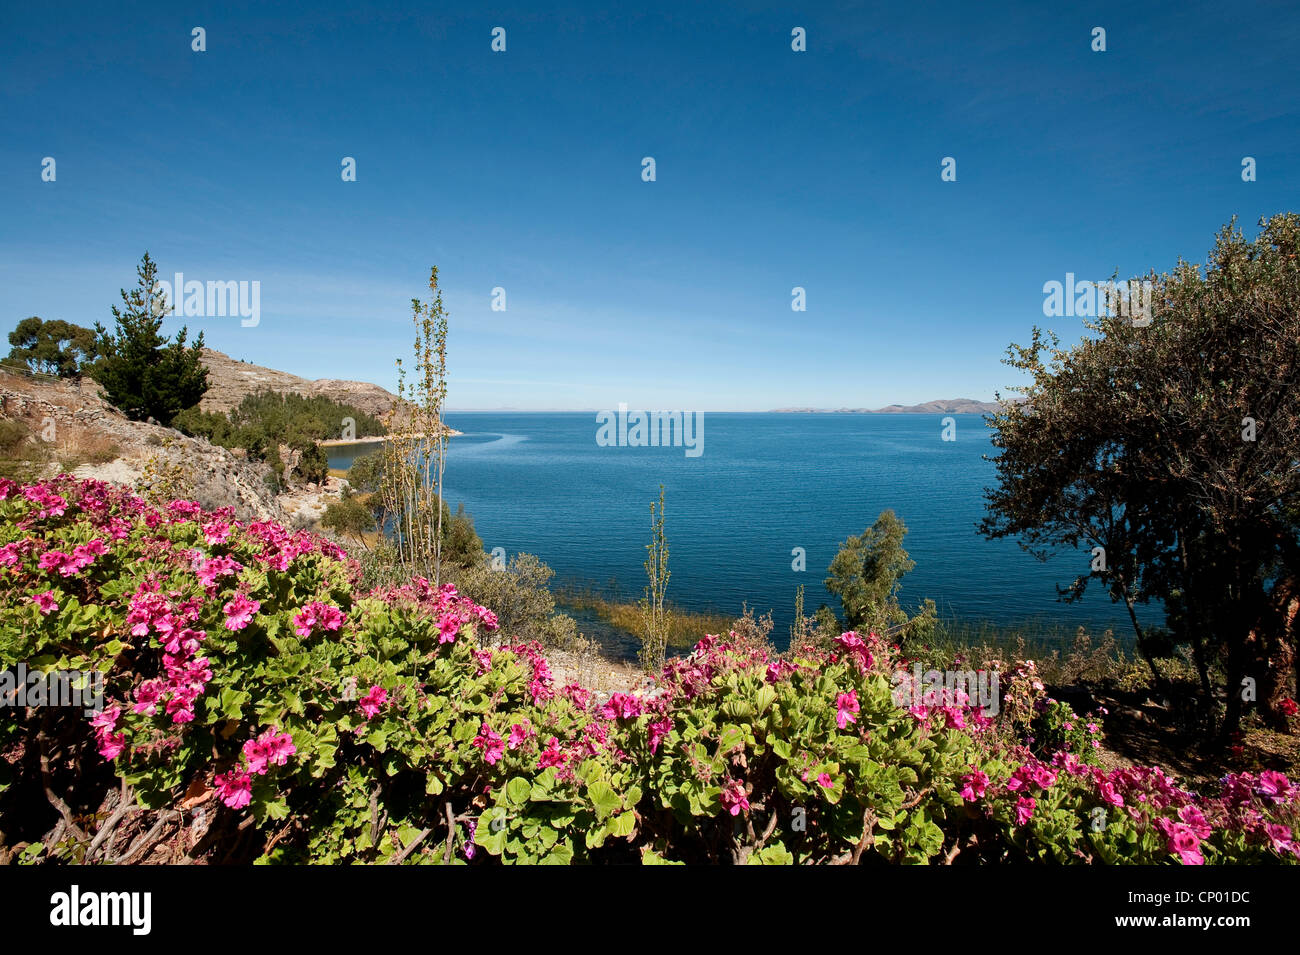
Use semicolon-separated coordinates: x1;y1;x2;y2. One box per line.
1;476;1297;865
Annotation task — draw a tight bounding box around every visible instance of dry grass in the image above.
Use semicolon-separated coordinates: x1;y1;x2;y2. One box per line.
56;427;120;471
555;584;735;649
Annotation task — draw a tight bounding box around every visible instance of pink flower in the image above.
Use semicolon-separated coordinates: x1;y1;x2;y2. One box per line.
1264;823;1296;856
942;706;968;729
293;601;345;637
38;550;78;577
648;717;672;754
835;690;860;730
1158;819;1204;865
357;685;388;720
1257;770;1292;803
473;722;505;765
215;770;253;809
91;706;127;760
563;683;591;709
244;727;296;775
1014;796;1036;826
1177;805;1212;840
222;594;260;631
834;631;874;668
1031;765;1058;790
90;704;121;734
960;770;988;802
765;660;795;683
507;722;531;750
720;779;750;816
599;692;644;721
195;554;243;589
437;612;465;644
202;520;232;545
96;731;127;760
816;773;834;789
538;737;567;769
132;679;165;716
31;590;59;615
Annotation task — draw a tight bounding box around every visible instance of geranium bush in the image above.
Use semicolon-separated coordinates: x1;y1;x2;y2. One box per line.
1;476;1296;865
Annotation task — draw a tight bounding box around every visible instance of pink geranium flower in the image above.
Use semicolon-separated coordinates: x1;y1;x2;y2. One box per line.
720;779;750;816
1264;823;1296;856
357;685;388;719
1014;796;1036;826
599;692;644;721
835;690;859;730
538;736;567;769
648;717;672;755
215;770;253;809
244;727;296;775
960;770;988;801
222;593;260;631
1257;770;1292;802
834;631;874;668
31;590;59;615
1158;819;1205;865
473;722;505;765
293;601;345;637
507;722;532;750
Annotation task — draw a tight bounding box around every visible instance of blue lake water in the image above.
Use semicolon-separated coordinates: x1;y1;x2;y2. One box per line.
329;413;1155;651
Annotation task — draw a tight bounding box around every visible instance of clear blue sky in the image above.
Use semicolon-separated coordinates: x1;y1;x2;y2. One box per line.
2;1;1297;410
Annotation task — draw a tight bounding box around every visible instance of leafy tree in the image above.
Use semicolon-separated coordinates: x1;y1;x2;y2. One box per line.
5;317;99;378
173;389;385;488
442;500;484;568
321;488;376;548
448;552;584;649
981;214;1300;740
345;451;383;493
293;440;329;485
824;510;935;644
90;253;209;424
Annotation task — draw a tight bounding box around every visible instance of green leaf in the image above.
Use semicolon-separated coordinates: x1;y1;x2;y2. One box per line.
587;781;620;820
607;811;636;838
506;777;531;807
474;809;508;855
749;842;794;865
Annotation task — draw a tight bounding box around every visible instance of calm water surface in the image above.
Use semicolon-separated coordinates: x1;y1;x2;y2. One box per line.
330;413;1153;651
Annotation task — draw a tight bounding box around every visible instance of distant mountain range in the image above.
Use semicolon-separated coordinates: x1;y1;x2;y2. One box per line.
771;398;1011;415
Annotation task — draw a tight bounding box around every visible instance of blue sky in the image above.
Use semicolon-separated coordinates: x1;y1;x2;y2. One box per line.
2;0;1298;410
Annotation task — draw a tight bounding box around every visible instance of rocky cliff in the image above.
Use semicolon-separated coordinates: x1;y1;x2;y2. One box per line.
198;348;400;418
0;367;290;523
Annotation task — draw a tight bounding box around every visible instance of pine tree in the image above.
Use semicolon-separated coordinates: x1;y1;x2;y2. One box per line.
91;252;209;424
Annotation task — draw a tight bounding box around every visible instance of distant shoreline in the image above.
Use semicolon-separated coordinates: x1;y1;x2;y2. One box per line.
318;429;462;448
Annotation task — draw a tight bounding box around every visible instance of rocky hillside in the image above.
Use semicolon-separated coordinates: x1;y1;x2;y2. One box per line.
0;366;290;523
199;348;400;418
